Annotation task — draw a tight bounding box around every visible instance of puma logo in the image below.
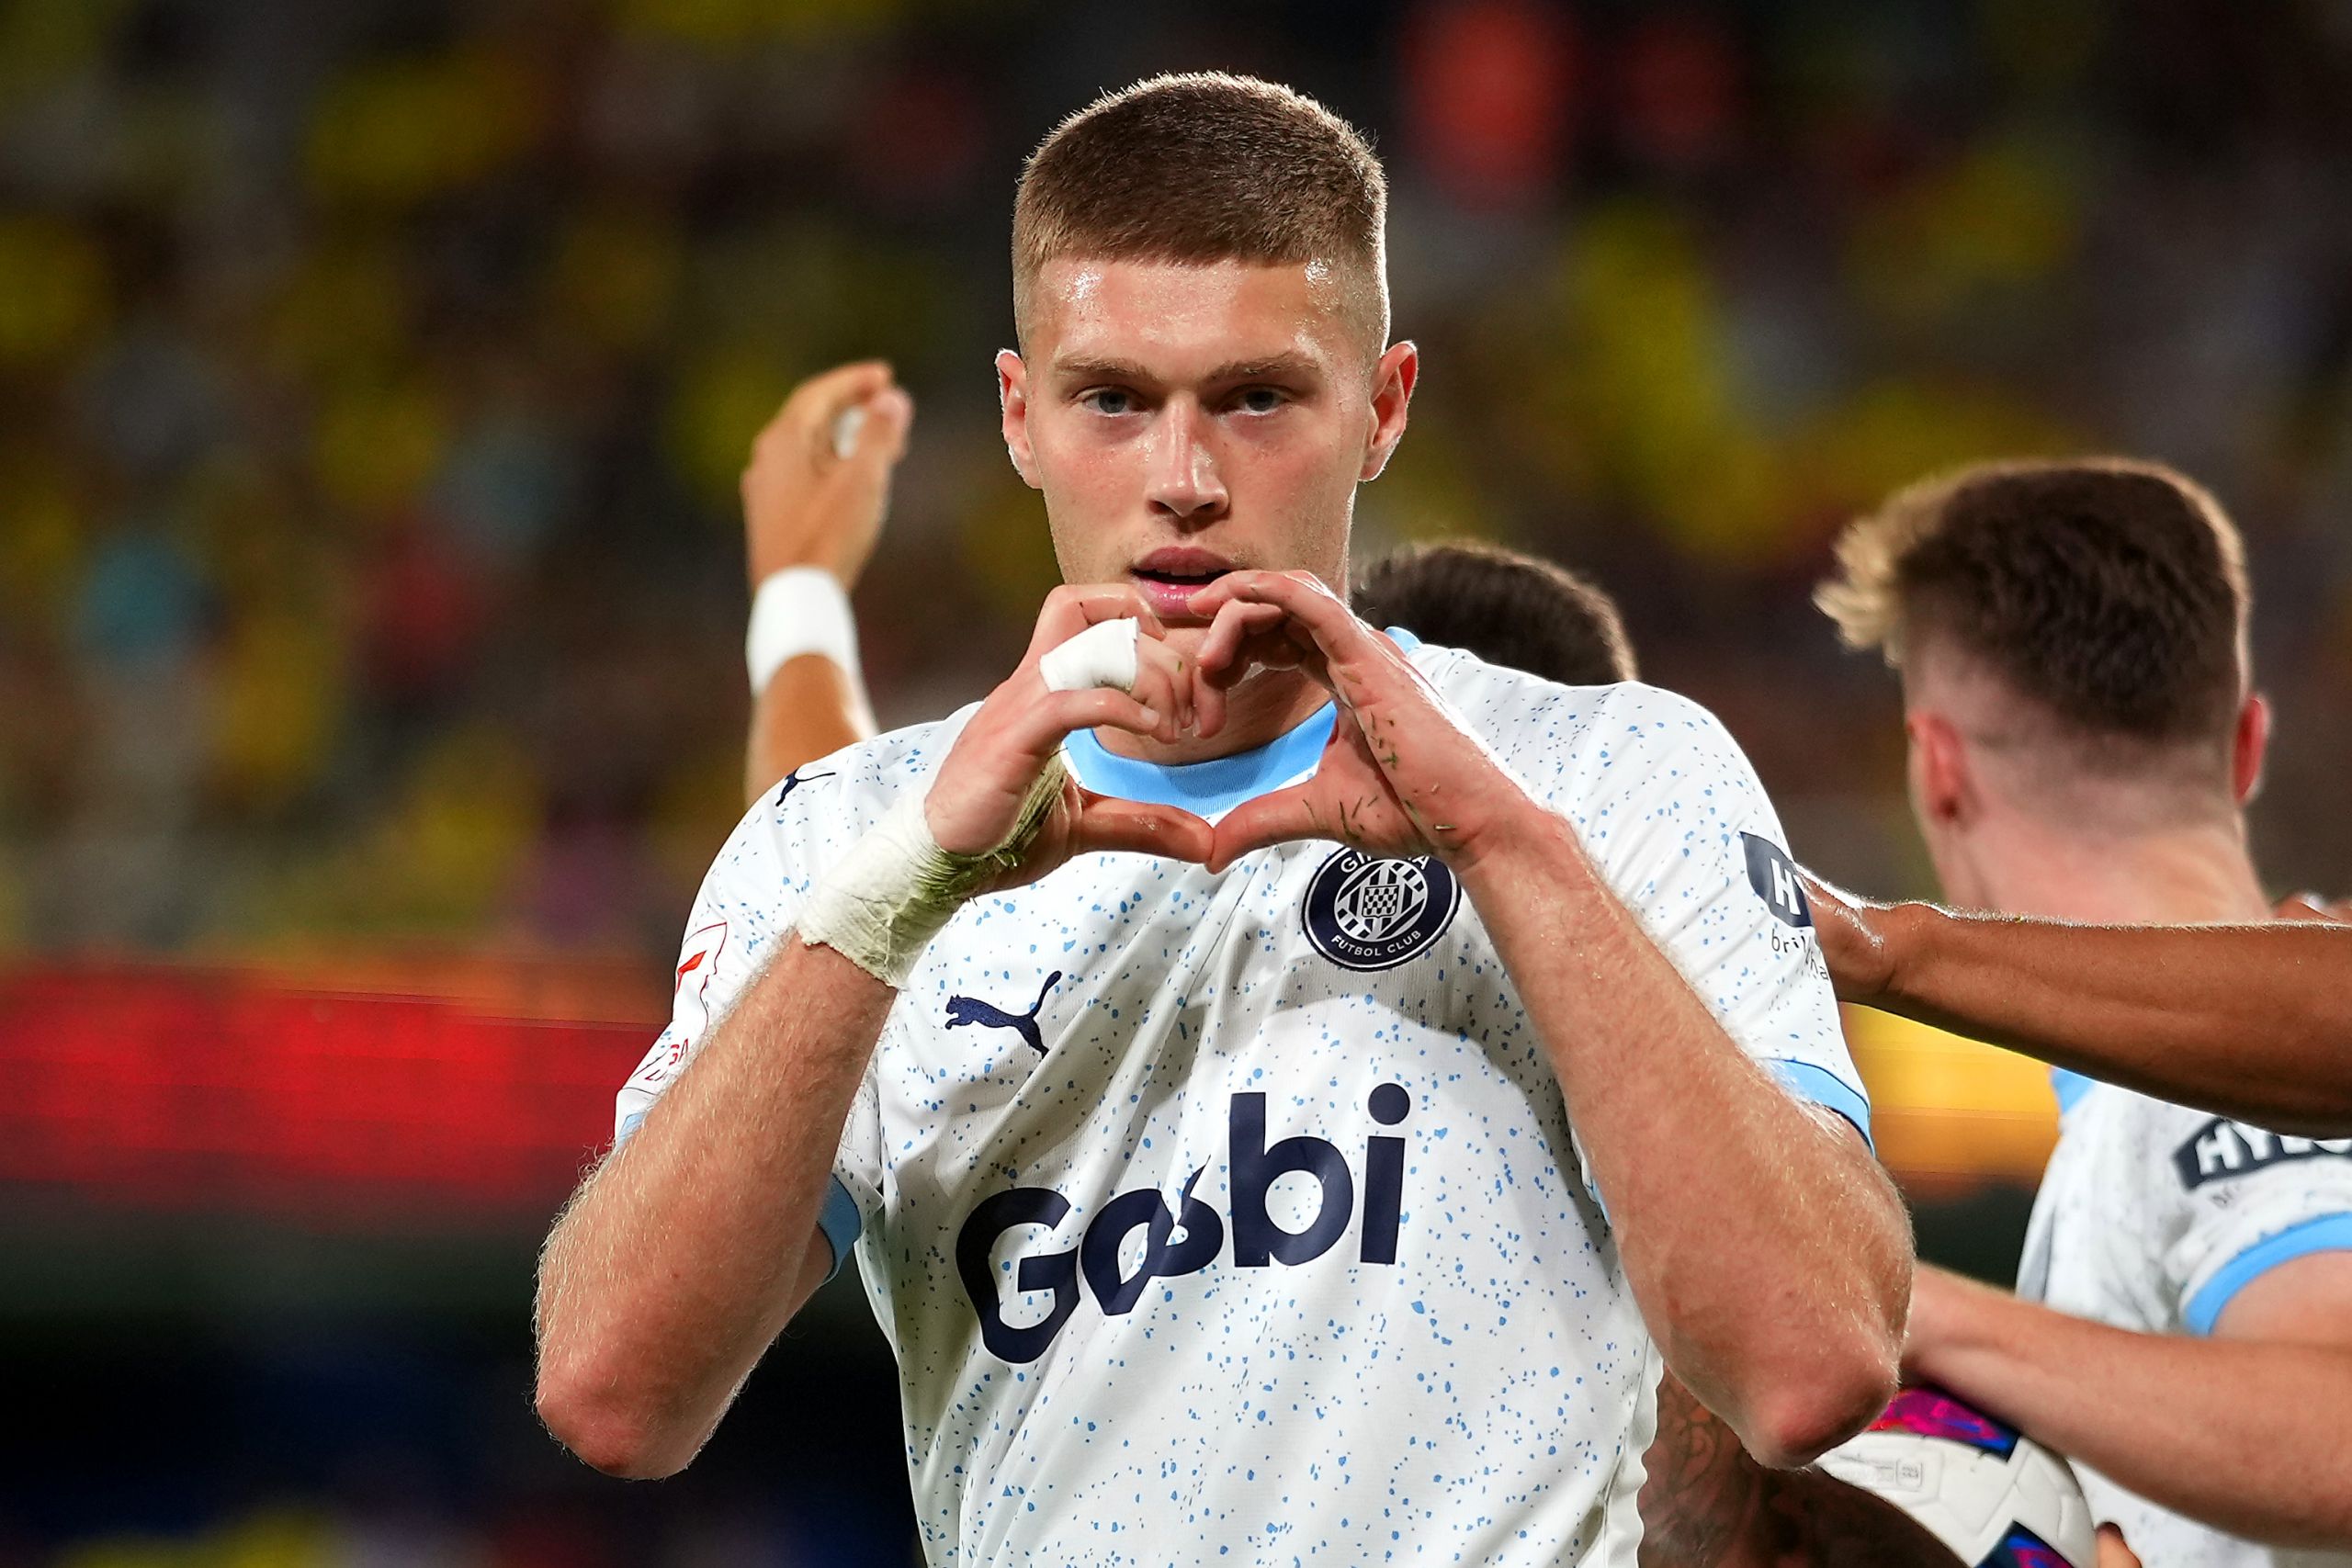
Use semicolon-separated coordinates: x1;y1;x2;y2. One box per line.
945;971;1064;1057
775;769;835;807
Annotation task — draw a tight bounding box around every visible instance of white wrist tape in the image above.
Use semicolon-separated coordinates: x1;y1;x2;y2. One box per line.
1039;616;1140;694
797;756;1069;987
747;568;861;694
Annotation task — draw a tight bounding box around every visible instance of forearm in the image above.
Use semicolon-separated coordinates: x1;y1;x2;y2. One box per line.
745;656;876;806
1881;905;2352;1136
1460;811;1908;1465
1912;1282;2352;1544
535;935;891;1475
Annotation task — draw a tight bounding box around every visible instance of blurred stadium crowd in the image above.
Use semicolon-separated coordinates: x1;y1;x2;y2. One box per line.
5;0;2352;972
6;0;2352;1562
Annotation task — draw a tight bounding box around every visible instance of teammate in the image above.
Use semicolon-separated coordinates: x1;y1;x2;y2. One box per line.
535;73;1916;1563
1816;458;2352;1563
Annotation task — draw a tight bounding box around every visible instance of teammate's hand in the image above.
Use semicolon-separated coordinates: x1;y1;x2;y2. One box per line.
1184;570;1532;873
1800;872;1901;1004
743;360;914;590
2096;1525;2143;1568
924;584;1213;890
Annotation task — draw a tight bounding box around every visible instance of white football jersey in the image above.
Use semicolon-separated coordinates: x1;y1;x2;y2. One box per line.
616;643;1870;1567
2018;1071;2352;1568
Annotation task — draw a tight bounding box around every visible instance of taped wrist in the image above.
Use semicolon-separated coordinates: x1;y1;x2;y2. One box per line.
797;755;1069;987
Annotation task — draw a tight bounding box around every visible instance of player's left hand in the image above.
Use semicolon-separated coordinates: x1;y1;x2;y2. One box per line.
1185;570;1533;874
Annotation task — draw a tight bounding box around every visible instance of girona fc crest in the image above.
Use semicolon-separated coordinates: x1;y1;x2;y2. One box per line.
1304;849;1459;971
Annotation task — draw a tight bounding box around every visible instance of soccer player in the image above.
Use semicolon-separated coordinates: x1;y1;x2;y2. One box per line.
1816;458;2352;1564
534;73;1915;1563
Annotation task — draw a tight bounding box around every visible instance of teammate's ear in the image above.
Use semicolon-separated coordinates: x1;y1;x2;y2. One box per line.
2231;692;2271;806
1906;710;1972;829
1359;341;1418;482
998;349;1042;490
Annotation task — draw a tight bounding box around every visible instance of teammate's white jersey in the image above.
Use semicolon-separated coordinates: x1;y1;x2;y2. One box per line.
2018;1072;2352;1568
616;643;1870;1567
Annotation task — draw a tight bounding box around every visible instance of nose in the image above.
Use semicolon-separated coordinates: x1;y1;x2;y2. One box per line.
1145;401;1227;528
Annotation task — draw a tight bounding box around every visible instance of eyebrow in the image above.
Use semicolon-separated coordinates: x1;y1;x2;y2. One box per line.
1050;353;1323;386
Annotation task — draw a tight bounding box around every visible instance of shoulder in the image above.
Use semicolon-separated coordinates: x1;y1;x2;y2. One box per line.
1410;643;1751;797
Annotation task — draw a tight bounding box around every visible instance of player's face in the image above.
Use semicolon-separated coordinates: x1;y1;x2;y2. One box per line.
999;256;1416;637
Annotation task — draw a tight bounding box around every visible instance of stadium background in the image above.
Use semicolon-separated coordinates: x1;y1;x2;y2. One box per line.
2;0;2348;1561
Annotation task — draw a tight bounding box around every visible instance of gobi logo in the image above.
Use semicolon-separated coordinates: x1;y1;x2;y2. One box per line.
1740;833;1811;929
955;1084;1412;1364
1304;850;1459;970
2174;1118;2352;1190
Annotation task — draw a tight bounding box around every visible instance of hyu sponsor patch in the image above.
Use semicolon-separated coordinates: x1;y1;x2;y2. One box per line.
2174;1118;2352;1190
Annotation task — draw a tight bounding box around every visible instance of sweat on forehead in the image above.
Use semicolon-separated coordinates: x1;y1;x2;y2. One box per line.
1010;72;1391;354
1018;254;1380;361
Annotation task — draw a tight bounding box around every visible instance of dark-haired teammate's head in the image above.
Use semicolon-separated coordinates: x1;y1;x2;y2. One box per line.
1356;541;1636;686
997;73;1418;662
1817;459;2266;900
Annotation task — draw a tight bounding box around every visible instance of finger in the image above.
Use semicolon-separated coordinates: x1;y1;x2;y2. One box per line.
2277;892;2333;922
1012;686;1166;754
854;384;914;465
1132;636;1194;731
782;360;892;425
1191;569;1367;656
1193;599;1288;678
1206;784;1330;873
1024;584;1167;660
1071;794;1215;863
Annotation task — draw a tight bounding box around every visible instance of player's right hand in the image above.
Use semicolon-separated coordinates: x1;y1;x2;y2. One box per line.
923;585;1214;890
743;360;914;591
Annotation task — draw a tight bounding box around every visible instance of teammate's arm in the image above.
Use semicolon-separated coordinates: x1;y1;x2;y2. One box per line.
741;361;912;805
1903;1260;2352;1545
1192;571;1911;1470
1807;877;2352;1137
535;585;1213;1479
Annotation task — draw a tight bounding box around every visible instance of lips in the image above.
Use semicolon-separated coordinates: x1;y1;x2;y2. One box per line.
1128;548;1235;619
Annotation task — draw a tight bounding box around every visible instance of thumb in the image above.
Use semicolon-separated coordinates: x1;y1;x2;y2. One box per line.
1207;784;1328;873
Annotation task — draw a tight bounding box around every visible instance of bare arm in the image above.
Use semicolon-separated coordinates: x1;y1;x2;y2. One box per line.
537;583;1213;1479
1904;1260;2352;1545
1193;571;1910;1470
1808;883;2352;1137
740;360;910;805
535;938;890;1477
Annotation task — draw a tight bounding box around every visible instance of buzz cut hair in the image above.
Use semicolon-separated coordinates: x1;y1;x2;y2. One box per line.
1816;457;2251;758
1012;72;1389;353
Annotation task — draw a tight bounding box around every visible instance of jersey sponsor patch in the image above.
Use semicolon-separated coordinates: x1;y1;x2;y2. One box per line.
1301;849;1460;971
2173;1118;2352;1190
1740;831;1812;928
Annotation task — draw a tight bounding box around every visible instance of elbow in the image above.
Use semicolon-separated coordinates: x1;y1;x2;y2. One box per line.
535;1359;694;1481
1736;1342;1901;1471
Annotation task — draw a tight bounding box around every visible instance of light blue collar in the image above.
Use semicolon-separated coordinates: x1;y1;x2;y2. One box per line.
1059;626;1418;816
2051;1067;2098;1115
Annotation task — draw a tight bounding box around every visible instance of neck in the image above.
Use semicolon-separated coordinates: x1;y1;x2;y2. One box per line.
1960;812;2269;925
1092;667;1331;764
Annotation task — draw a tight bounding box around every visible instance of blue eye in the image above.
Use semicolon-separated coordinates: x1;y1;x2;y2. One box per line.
1235;387;1286;414
1082;389;1134;416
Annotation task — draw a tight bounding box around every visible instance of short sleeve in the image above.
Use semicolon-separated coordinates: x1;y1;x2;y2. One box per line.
611;786;876;1280
1542;684;1871;1145
2158;1117;2352;1334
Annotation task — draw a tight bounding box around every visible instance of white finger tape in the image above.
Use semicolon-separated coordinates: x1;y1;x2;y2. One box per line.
1039;616;1141;694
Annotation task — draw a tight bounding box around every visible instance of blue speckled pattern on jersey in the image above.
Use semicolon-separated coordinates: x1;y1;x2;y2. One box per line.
616;646;1868;1567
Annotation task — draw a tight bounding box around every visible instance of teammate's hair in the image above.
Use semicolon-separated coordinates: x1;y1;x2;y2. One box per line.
1012;73;1388;352
1816;458;2250;757
1355;541;1636;686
